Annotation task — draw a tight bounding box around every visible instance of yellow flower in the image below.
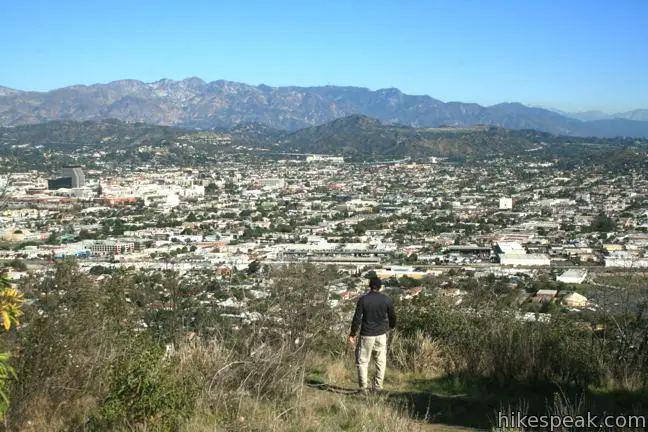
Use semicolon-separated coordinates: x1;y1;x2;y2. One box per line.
0;287;24;331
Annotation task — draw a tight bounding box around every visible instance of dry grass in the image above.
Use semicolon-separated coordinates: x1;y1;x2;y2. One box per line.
184;388;433;432
7;395;66;432
323;357;356;387
174;338;443;432
8;329;478;432
313;393;429;432
390;330;446;375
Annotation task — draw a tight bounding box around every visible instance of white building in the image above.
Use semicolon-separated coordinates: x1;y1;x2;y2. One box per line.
259;178;286;189
499;253;550;266
497;242;526;254
605;257;648;268
557;269;588;284
164;194;180;208
499;197;513;210
306;236;327;245
179;185;205;198
67;187;94;198
306;155;344;164
86;240;135;256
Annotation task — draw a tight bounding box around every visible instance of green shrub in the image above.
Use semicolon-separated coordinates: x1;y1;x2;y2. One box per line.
398;296;600;388
87;335;198;431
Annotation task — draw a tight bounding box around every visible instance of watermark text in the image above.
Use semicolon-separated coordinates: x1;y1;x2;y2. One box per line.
498;411;646;430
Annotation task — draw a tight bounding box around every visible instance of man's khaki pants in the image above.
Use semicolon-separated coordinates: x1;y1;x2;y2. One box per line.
355;333;387;390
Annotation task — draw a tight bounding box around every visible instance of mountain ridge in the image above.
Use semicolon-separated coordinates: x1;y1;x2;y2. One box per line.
2;78;648;138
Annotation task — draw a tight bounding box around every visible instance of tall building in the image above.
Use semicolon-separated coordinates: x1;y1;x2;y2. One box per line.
62;165;85;188
47;177;73;190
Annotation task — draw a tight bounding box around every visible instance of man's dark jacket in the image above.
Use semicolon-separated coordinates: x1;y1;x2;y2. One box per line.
350;291;396;337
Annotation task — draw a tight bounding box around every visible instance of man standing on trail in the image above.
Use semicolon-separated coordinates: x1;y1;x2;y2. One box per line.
348;275;397;394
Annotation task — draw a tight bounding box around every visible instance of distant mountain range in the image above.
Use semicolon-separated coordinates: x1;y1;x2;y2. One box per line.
550;108;648;123
1;78;648;138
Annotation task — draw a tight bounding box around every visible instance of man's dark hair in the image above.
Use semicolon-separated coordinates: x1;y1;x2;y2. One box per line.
369;276;382;291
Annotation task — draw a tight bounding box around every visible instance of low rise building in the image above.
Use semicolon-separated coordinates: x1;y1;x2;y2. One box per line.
557;269;588;284
499;253;551;267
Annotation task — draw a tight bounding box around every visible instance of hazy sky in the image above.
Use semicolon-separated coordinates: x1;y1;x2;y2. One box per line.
1;0;647;112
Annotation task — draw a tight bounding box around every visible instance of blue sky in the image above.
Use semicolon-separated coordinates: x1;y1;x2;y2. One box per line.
1;0;647;112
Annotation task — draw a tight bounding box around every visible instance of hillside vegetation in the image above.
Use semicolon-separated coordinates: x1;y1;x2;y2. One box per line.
3;118;648;167
278;115;554;158
1;261;647;431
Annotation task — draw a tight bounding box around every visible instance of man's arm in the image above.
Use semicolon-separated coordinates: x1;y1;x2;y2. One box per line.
349;297;363;337
387;299;396;330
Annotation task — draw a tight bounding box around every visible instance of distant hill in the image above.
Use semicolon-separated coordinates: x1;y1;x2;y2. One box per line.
278;114;555;159
2;118;647;165
2;78;648;138
0;119;184;151
574;119;648;139
228;122;285;147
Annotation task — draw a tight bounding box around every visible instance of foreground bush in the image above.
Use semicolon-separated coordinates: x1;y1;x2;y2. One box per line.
3;262;347;430
85;335;198;431
397;294;645;390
